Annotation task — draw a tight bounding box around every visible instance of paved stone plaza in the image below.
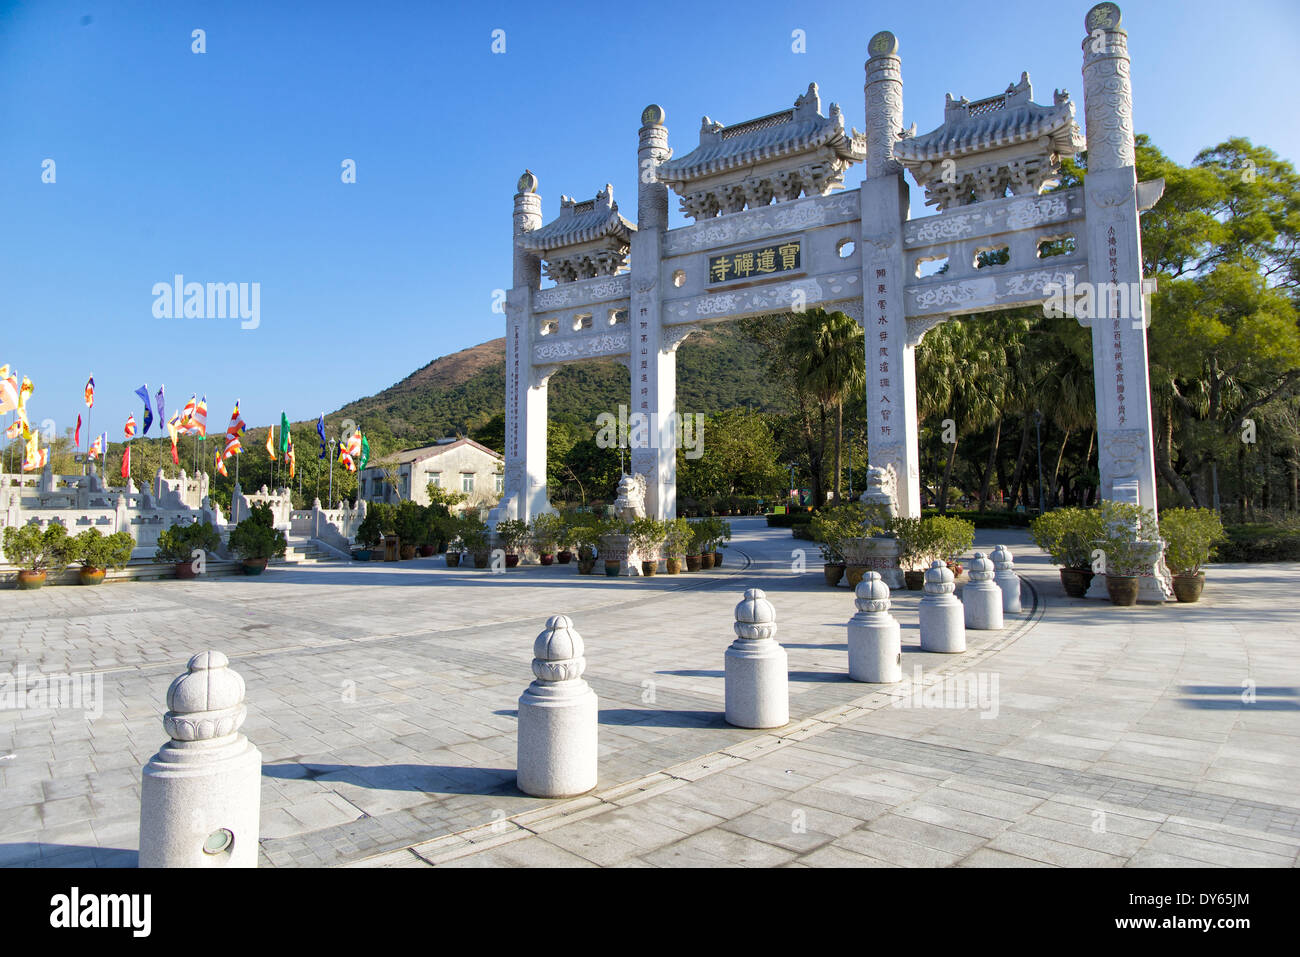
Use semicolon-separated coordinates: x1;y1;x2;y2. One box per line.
2;518;1297;868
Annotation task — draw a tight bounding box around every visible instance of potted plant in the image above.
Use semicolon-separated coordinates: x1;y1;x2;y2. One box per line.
460;517;492;568
419;506;451;558
354;506;383;561
394;500;425;560
155;521;221;579
662;517;691;574
810;510;851;586
690;519;715;569
531;513;564;566
564;514;600;574
630;516;666;576
712;518;732;567
3;521;74;589
496;518;531;568
556;520;575;565
1030;507;1104;598
1158;507;1226;603
928;515;975;578
1095;500;1160;606
599;518;629;576
71;527;135;585
227;502;287;575
890;517;938;590
443;516;463;567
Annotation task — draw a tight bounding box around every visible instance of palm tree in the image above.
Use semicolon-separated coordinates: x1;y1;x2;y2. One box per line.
785;308;864;505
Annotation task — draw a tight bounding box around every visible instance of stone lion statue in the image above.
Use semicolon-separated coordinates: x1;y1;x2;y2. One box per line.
613;473;647;521
860;464;899;518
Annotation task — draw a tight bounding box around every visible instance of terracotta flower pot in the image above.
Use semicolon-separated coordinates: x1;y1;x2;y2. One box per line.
1172;571;1205;603
641;560;658;576
824;563;846;587
685;554;701;572
666;557;682;574
904;570;925;591
604;560;620;577
577;558;597;574
175;561;198;580
79;567;106;586
557;550;573;565
540;554;555;566
242;558;268;576
400;544;417;561
846;564;870;589
713;551;724;567
1105;575;1139;606
700;553;715;570
1059;567;1094;598
505;554;520;568
418;544;435;557
17;569;47;590
446;552;461;568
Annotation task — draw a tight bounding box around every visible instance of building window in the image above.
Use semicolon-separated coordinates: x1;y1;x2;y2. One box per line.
495;473;504;493
429;472;441;487
461;473;475;493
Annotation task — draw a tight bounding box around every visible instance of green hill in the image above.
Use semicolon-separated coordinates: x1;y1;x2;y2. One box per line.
329;323;776;450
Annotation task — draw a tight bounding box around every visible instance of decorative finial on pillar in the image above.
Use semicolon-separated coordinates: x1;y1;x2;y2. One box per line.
640;103;665;128
163;651;247;741
1085;2;1122;32
517;169;538;194
867;30;898;58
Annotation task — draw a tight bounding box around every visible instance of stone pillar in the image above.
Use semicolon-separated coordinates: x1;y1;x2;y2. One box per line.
139;651;262;868
516;615;598;798
918;560;965;653
725;588;789;728
494;171;548;527
962;552;1004;630
629;105;678;520
860;30;921;518
847;571;902;683
991;544;1022;614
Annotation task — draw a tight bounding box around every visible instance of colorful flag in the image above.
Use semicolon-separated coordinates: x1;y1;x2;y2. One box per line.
279;411;290;454
5;408;27;440
179;394;197;432
358;433;370;471
18;377;34;411
223;435;243;458
215;448;228;477
75;413;82;448
316;413;327;459
226;401;245;441
89;434;104;460
167;412;180;465
23;433;47;471
124;414;136;440
0;364;7;377
155;385;165;429
337;437;354;472
265;425;275;460
0;374;18;414
135;385;154;435
84;375;95;409
190;396;208;437
121;444;131;479
286;434;296;479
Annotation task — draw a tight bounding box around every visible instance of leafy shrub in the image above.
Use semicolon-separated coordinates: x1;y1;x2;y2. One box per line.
663;518;692;558
73;528;136;569
926;515;976;563
1159;507;1226;575
227;504;287;561
1094;501;1161;576
1215;523;1300;563
154;521;222;564
496;518;532;554
1030;507;1103;568
3;521;75;571
530;513;565;554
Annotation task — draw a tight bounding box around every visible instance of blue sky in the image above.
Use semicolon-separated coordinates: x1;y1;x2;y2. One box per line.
2;0;1297;447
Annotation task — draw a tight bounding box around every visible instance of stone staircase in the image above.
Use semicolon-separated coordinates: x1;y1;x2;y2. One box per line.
276;538;340;566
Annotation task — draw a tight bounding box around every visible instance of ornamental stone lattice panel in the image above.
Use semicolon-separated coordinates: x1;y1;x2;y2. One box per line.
489;2;1167;598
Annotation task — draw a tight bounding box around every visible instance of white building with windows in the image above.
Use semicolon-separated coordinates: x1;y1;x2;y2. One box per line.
357;437;504;512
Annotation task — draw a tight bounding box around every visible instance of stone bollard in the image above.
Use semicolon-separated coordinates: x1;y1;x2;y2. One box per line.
919;560;966;653
962;552;1005;630
139;651;262;868
725;588;789;728
516;615;598;798
991;544;1022;614
847;571;902;683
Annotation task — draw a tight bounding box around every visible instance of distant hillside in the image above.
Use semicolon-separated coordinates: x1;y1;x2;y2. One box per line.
329;323;777;449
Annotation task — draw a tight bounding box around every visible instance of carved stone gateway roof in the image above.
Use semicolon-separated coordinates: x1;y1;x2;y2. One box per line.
518;185;636;283
895;73;1084;211
657;83;866;221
